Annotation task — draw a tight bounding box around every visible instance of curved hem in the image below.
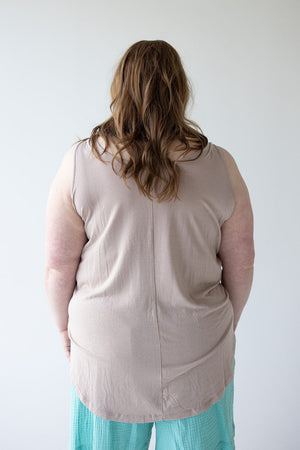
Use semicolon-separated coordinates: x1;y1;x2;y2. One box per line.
70;370;234;424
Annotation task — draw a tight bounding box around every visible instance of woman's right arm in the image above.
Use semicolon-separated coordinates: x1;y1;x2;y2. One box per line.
217;147;255;332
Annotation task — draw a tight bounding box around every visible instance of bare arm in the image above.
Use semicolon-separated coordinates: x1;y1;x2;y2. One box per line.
44;145;88;333
217;147;255;332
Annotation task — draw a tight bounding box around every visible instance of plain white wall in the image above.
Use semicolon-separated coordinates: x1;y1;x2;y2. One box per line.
1;1;299;448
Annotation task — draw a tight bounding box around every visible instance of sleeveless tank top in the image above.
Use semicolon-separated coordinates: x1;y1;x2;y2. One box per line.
67;137;236;423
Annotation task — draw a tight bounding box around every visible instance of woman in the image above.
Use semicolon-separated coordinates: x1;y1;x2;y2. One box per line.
44;40;255;450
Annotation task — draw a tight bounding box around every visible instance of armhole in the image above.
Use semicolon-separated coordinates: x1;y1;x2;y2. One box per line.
71;142;80;215
215;145;236;225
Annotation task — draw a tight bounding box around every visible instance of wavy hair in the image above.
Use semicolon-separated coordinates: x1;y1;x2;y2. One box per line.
74;40;208;202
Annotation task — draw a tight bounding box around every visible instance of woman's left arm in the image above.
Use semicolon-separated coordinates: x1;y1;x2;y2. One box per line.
44;145;88;344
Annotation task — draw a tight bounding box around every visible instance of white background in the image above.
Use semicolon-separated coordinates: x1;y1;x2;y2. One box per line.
0;0;299;449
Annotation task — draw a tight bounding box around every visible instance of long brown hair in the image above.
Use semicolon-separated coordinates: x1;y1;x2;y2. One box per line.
74;40;208;202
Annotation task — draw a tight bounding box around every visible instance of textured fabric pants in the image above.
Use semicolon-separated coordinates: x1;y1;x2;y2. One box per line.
69;360;235;450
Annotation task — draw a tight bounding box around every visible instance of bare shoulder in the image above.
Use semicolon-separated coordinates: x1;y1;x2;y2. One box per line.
215;145;250;204
215;145;254;246
215;146;255;272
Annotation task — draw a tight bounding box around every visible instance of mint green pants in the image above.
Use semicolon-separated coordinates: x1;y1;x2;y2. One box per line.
69;360;235;450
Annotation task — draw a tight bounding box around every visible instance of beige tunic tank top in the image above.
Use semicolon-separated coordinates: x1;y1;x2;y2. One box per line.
67;137;236;423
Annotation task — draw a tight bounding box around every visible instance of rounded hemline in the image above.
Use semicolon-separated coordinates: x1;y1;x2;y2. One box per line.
70;371;234;424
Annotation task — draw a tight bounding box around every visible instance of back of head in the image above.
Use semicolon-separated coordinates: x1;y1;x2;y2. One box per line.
76;39;208;202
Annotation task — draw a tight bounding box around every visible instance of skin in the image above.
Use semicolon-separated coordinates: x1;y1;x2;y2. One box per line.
217;146;255;331
44;145;88;361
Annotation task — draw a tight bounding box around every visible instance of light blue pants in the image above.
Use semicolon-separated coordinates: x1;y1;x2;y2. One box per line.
69;360;235;450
